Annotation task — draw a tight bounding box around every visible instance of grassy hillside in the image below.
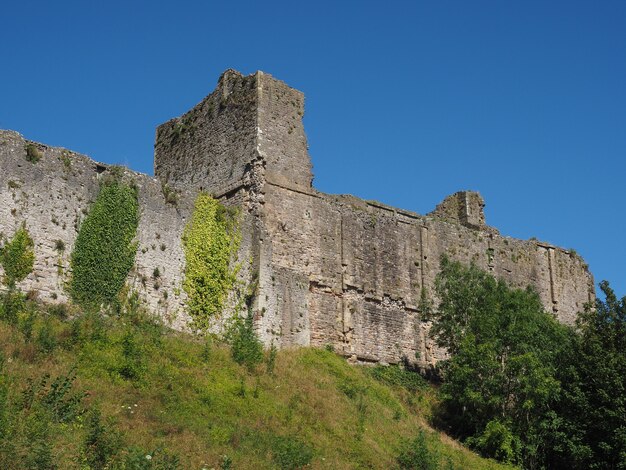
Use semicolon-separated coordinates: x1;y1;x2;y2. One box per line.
0;295;512;469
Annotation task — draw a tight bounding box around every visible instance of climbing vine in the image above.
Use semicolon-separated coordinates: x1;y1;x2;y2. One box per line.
182;193;240;331
70;178;139;310
0;225;35;288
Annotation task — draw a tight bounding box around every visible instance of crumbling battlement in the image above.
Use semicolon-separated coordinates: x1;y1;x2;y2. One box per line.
0;70;595;368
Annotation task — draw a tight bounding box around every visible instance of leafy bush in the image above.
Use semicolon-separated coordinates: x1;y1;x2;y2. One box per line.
69;179;139;310
25;143;42;163
182;193;240;330
466;419;520;465
47;302;69;320
23;407;55;470
0;352;8;439
83;408;122;470
228;314;263;371
271;435;313;470
266;342;277;375
0;225;35;288
161;182;179;206
64;311;108;350
396;431;438;470
370;364;426;393
18;307;35;341
118;328;145;381
22;369;86;423
338;377;367;400
0;289;26;322
54;239;65;252
36;319;57;354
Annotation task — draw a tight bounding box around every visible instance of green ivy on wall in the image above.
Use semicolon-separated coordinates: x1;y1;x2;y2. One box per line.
182;193;240;331
70;178;139;310
0;225;35;288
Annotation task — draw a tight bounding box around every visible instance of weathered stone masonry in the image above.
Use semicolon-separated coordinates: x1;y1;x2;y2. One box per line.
0;69;595;368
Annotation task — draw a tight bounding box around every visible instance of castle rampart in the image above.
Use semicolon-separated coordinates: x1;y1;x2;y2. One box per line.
0;70;594;368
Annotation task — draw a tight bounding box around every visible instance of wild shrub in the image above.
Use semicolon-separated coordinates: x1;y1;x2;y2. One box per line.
200;338;212;363
0;225;35;288
82;408;122;470
466;419;521;465
271;435;313;470
23;407;56;470
36;319;57;355
21;369;86;423
118;329;145;381
266;342;277;375
18;308;35;342
338;377;367;400
227;314;263;371
396;430;439;470
0;289;25;322
220;455;233;470
25;143;42;163
161;182;179;206
370;364;426;393
47;302;69;320
0;353;8;439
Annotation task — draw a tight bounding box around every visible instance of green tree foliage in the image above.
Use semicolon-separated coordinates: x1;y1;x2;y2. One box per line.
182;193;240;331
70;179;139;310
0;225;35;288
548;280;626;469
427;257;569;468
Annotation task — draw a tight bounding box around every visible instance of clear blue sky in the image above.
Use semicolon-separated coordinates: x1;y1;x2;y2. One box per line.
1;1;625;298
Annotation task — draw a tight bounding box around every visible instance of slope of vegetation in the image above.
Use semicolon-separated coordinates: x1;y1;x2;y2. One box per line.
4;191;623;469
0;294;510;469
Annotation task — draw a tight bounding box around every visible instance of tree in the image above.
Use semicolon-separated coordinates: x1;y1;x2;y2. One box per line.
427;257;569;468
548;281;626;469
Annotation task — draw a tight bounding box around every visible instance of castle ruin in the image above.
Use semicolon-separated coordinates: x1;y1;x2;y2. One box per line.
0;70;594;367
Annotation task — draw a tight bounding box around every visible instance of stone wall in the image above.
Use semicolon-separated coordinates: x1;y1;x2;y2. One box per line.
258;182;594;366
0;130;193;328
0;69;595;369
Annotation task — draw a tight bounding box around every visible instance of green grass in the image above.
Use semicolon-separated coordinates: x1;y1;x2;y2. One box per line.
0;298;513;469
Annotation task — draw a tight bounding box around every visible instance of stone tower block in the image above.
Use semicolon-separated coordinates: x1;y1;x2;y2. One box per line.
429;191;488;230
154;69;313;194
